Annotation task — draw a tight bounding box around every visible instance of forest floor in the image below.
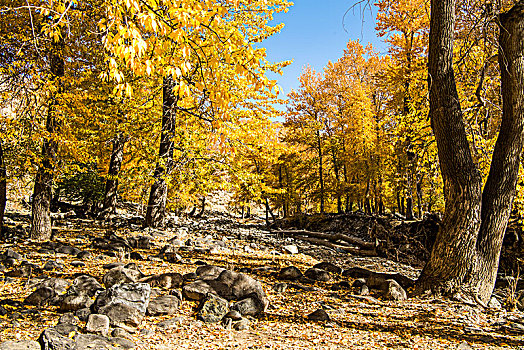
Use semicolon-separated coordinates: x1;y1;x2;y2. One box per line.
1;206;524;349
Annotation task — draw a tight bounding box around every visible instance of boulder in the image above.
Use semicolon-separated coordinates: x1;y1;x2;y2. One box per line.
383;279;407;301
94;283;151;314
283;245;299;255
195;265;225;280
278;266;303;280
58;313;79;326
69;275;103;297
74;333;135;350
304;268;331;282
313;262;342;275
59;293;94;312
307;308;330;322
98;303;144;329
182;280;215;301
147;295;180;316
139;273;183;289
103;267;141;288
39;328;76;350
25;287;57;307
216;270;266;302
197;294;229;323
0;340;40;350
86;314;110;336
231;295;266;316
233;318;250;331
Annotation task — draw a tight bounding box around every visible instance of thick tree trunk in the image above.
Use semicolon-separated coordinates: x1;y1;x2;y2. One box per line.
31;35;64;241
145;76;177;228
0;141;6;236
416;0;524;304
100;132;126;216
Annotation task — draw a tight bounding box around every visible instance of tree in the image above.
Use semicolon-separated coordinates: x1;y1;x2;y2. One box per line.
0;141;5;235
416;0;524;304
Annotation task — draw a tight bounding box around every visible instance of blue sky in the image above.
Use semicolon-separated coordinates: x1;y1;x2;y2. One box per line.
262;1;387;100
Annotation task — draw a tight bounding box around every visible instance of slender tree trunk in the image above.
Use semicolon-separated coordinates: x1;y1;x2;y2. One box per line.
0;141;6;236
145;76;177;228
196;197;206;218
31;35;64;241
415;0;524;304
100;132;126;216
416;180;423;218
317;131;325;213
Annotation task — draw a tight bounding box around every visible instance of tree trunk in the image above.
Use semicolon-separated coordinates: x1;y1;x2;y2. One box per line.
145;76;177;228
317;131;324;213
100;132;126;216
31;34;64;241
416;0;524;304
0;141;6;236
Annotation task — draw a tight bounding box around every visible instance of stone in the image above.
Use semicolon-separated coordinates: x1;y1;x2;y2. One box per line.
38;328;76;350
69;275;103;297
4;248;22;260
58;313;79;325
195;265;225;280
278;266;303;280
76;251;92;260
147;295;180;316
70;261;85;267
307;309;330;322
54;323;78;337
221;317;232;330
223;310;242;321
304;268;331;282
352;278;367;288
43;260;63;271
75;308;91;322
197;294;229;323
86;314;110;336
25;287;57;307
98;303;144;330
313;262;342;274
383;279;407;301
283;244;298;254
170;289;183;301
129;252;144;260
0;340;40;350
488;297;502;309
231;296;266;316
58;293;94;312
232;318;250;331
74;333;135;350
95;283;151;314
112;328;133;339
358;285;370;296
156;317;184;329
139;273;183;289
103;262;124;270
216;270;267;302
457;341;473;350
103;267;141;288
55;245;80;256
182;280;215;301
273;283;288;293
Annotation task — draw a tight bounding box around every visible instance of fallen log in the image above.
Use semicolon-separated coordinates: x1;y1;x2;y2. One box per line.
294;235;378;257
273;229;376;250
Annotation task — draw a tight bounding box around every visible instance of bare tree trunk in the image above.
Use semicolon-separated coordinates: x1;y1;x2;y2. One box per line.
416;0;524;304
317;131;324;213
31;35;64;241
100;132;126;217
145;76;177;228
0;141;6;236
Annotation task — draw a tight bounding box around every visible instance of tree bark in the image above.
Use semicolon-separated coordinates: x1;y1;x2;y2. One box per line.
0;141;6;236
145;76;177;228
416;0;524;304
30;34;64;241
100;132;126;217
317;130;325;213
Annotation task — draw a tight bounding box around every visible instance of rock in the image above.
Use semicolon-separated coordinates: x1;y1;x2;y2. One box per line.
5;265;35;278
182;280;215;301
221;317;232;330
147;295;180;316
54;322;78;337
304;268;331;282
103;267;141;288
488;297;502;309
39;328;76;350
231;296;266;316
139;273;183;289
307;309;330;322
112;328;133;339
4;248;22;260
103;262;124;270
383;279;407;301
43;260;63;271
156;317;184;329
272;283;288;293
55;244;80;256
0;305;7;316
74;333;136;350
139;328;154;337
98;303;144;330
129;252;144;261
233;318;250;331
197;294;229;323
58;313;79;325
331;281;351;290
223;310;242;321
358;285;370;296
95;283;151;314
342;267;373;279
195;265;225;280
216;270;267;302
136;236;151;249
76;251;92;260
313;262;342;274
278;266;303;280
75;308;91;322
170;289;183;301
25;287;57;307
68;275;103;297
457;341;473;350
86;314;110;336
70;261;85;267
352;278;367;288
0;340;40;350
283;244;299;254
183;272;198;282
58;293;94;312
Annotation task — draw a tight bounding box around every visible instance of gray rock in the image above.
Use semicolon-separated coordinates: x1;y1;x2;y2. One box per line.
43;260;63;271
313;262;342;274
383;279;407;301
74;333;135;350
103;267;141;288
156;317;184;329
39;327;76;350
352;278;367;288
86;314;110;336
95;283;151;314
221;317;232;330
70;261;85;267
278;266;302;280
147;295;180;316
231;296;266;316
58;293;94;312
4;248;22;260
139;273;183;289
223;310;242;321
69;275;103;297
98;303;144;330
197;294;229;323
54;323;78;336
283;245;299;255
307;309;330;322
112;328;133;339
233;318;250;331
25;287;57;307
55;245;80;256
103;262;124;270
0;340;40;350
195;265;225;280
358;285;370;296
304;268;331;282
57;313;79;325
75;308;91;322
457;341;473;350
273;283;288;293
170;289;183;301
488;297;502;309
138;328;154;337
76;251;92;260
182;280;215;301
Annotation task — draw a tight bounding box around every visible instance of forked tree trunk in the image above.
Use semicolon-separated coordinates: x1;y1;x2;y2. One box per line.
416;0;524;304
0;141;6;236
100;132;126;216
31;35;64;241
145;76;177;228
